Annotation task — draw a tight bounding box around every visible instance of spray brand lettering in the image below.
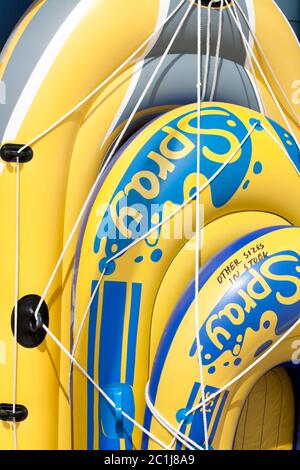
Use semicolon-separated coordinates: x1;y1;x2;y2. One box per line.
94;106;253;274
191;251;300;366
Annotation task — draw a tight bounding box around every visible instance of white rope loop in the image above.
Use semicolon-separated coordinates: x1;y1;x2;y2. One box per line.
209;0;224;101
23;54;276;452
9;0;299;452
70;121;258;367
231;0;300;127
42;323;171;451
33;0;194;323
12;157;20;450
104;122;257;269
149;116;300;448
228;0;264;112
201;0;212;100
15;0;188;154
187;314;300;418
145;384;203;450
37;107;292;451
224;0;299;150
201;0;224;102
68;267;107;398
60;0;196;450
66;121;257;450
195;0;209;451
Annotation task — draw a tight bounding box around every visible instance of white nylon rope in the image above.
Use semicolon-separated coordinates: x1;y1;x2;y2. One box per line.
261;123;300;176
102;122;257;266
232;0;300;127
148;118;300;447
68;279;198;450
150;243;300;449
70;121;258;359
201;1;213;100
146;306;300;440
182;122;300;420
69;105;256;398
202;0;223;102
68;267;107;398
41;323;170;451
230;0;264;111
209;0;224;101
187;315;300;417
14;0;188;154
0;0;181;452
145;384;203;450
69;277;201;451
33;0;194;323
227;1;299;165
43;0;194;451
12;157;20;450
8;0;298;452
224;0;299;149
70;0;298;444
68;122;257;450
195;0;209;451
69;276;201;450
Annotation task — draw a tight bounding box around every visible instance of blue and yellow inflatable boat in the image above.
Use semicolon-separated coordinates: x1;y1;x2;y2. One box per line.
0;0;299;451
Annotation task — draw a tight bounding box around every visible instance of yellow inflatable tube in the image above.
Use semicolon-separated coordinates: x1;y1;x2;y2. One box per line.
146;225;300;450
251;0;300;138
149;211;291;369
0;0;162;450
71;102;299;449
0;0;298;451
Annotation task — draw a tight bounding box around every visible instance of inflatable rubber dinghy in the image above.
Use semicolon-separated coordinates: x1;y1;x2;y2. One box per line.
72;102;300;450
0;0;298;450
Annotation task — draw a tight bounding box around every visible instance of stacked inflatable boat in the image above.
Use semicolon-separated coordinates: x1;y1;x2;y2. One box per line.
0;0;299;451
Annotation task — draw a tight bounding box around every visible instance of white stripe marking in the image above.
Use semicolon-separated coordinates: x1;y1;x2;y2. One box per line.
3;0;93;142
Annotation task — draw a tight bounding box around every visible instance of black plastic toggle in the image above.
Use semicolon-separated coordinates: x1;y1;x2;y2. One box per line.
11;295;49;348
194;0;231;6
0;403;28;422
0;143;33;163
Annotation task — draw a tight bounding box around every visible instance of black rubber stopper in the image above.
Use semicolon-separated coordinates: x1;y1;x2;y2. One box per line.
0;403;28;422
11;295;49;348
0;143;33;163
194;0;231;7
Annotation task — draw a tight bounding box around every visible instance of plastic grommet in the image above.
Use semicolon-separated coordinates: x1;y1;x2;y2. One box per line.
0;143;33;163
0;403;28;422
11;295;49;348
